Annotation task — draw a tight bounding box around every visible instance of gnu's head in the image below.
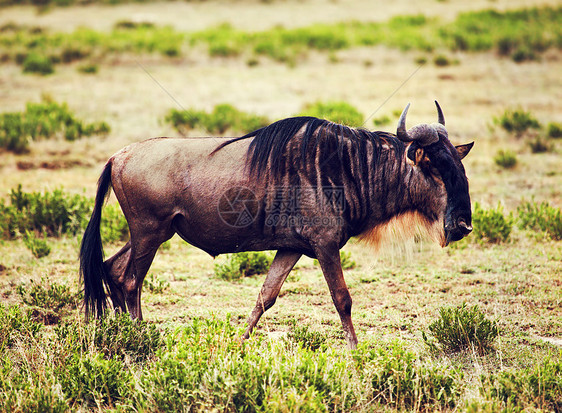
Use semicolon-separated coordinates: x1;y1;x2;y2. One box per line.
396;101;474;245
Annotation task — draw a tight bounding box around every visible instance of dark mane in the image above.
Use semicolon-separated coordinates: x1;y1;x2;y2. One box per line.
212;116;404;179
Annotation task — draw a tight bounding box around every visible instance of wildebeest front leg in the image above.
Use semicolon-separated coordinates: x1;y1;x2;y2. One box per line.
313;243;358;349
243;249;302;339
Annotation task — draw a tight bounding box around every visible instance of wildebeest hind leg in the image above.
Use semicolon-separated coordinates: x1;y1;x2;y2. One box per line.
103;241;131;313
124;230;173;320
243;249;302;339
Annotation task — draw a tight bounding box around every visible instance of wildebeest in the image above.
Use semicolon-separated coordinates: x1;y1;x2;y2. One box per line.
80;101;473;348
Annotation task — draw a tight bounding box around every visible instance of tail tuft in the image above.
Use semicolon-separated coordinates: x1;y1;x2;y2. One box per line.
80;162;113;319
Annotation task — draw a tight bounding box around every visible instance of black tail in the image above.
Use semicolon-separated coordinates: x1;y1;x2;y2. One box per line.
80;162;113;320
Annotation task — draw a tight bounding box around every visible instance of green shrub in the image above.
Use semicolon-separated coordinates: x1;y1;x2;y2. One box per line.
0;113;30;153
471;202;514;243
0;185;92;239
283;25;350;51
299;101;364;127
0;98;111;152
192;23;246;58
164;107;202;131
16;277;78;312
77;63;98;74
56;353;131;409
493;107;541;136
528;136;553;153
23;230;51;258
354;341;464;409
440;7;561;59
482;359;562;411
100;203;129;243
165;104;269;135
139;317;357;412
114;20;155;30
139;317;261;411
434;54;452;66
423;303;498;355
0;303;42;350
517;199;562;240
0;186;129;243
22;53;54;75
339;250;356;270
145;273;169;294
372;114;391;127
214;251;272;281
60;45;91;63
286;320;328;351
208;40;242;58
547;122;562;138
494;149;518;169
55;314;163;362
511;46;539;62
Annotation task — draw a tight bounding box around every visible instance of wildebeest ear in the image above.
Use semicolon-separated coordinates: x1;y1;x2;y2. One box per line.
455;142;474;160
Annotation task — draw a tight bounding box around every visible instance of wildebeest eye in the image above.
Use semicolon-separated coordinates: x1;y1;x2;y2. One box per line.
407;144;433;170
407;144;425;164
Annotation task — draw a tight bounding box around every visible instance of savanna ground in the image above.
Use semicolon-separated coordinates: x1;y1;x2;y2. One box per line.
0;0;561;411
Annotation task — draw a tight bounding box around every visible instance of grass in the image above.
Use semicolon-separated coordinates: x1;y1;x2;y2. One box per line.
1;305;558;411
490;107;562;156
0;312;470;411
0;215;560;411
165;101;367;135
0;0;282;6
354;341;464;410
16;277;77;310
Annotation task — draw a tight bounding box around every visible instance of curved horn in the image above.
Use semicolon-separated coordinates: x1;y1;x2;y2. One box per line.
396;103;413;142
435;100;445;126
396;103;439;146
408;124;439;146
